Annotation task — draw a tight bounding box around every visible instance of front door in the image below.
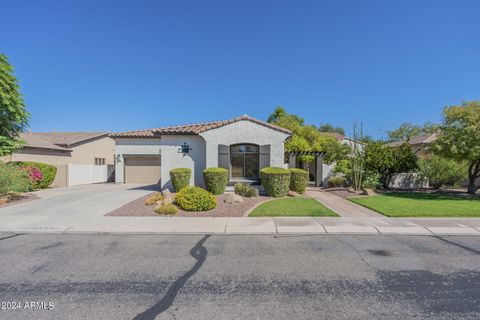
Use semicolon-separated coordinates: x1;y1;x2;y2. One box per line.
230;144;259;179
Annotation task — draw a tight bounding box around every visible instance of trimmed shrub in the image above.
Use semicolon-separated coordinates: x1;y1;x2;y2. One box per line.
175;186;216;211
327;175;347;188
0;163;30;195
234;183;259;197
144;193;164;205
362;171;381;190
11;161;57;189
169;168;191;192
155;204;179;215
419;156;466;189
288;168;308;194
203;167;228;195
260;167;291;197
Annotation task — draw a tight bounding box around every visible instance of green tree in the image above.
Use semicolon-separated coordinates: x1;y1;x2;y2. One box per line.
0;54;29;156
267;106;304;131
387;123;423;142
433;101;480;194
364;142;418;188
268;108;349;165
419;156;466;189
387;122;441;142
317;123;345;135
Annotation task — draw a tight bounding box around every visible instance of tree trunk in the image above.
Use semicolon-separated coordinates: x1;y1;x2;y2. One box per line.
467;161;480;195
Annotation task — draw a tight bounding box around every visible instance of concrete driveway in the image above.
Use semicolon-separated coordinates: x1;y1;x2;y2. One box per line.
0;184;155;228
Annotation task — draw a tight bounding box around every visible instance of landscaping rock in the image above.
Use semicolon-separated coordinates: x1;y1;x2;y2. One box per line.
162;195;174;206
348;187;356;193
161;189;171;196
224;193;243;204
288;190;302;197
362;188;377;196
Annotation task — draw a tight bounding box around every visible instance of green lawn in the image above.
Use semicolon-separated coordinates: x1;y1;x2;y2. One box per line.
350;192;480;217
249;197;339;217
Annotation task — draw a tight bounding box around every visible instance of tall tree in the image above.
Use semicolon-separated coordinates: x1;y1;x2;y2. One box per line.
434;101;480;194
267;106;304;131
317;123;345;135
0;54;29;156
387;122;441;142
387;123;423;142
267;107;349;164
364;142;418;188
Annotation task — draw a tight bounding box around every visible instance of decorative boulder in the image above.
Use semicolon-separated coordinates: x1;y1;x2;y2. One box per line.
362;188;377;196
287;190;302;197
224;193;243;204
347;187;356;193
162;194;174;206
161;189;171;196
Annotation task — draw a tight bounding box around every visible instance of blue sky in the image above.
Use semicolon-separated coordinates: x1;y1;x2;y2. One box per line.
1;0;479;138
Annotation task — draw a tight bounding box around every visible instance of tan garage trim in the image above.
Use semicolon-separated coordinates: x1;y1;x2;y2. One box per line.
124;156;161;184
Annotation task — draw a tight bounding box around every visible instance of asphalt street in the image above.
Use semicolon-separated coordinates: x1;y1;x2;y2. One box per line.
0;233;479;319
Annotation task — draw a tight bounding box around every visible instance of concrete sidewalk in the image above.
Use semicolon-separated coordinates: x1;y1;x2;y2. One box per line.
306;190;381;217
1;216;480;235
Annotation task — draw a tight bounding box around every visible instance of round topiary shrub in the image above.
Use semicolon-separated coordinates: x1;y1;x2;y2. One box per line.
327;175;347;188
155;204;179;215
175;186;216;211
289;168;309;194
260;167;291;197
169;168;191;192
203;167;228;195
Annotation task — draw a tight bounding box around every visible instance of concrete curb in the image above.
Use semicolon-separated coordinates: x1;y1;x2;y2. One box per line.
1;216;480;236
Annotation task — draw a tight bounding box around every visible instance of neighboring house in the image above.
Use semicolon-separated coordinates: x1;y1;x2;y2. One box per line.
387;133;438;158
8;132;115;187
111;115;291;189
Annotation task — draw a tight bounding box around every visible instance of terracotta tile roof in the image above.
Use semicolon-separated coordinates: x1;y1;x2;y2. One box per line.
111;115;292;138
20;132;110;150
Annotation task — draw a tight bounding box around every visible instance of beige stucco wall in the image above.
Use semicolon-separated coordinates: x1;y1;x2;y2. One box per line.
69;136;115;165
11;148;72;164
10;136;115;166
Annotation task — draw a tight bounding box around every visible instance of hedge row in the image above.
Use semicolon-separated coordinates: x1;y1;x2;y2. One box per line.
260;167;309;197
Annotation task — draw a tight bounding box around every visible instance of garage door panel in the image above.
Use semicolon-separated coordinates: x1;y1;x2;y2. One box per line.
125;156;161;184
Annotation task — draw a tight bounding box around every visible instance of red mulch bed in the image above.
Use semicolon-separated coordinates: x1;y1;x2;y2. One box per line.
106;192;270;217
0;193;39;208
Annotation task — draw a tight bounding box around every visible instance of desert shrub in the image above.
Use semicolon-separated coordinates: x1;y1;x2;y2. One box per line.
327;175;347;188
155;204;179;215
144;193;164;205
234;183;259;197
419;156;466;189
169;168;191;192
203;167;228;195
0;163;30;195
288;168;308;194
260;167;291;197
333;159;352;177
11;161;57;189
362;172;381;190
175;186;216;211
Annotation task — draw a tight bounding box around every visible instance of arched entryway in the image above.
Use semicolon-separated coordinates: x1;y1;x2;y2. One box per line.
230;144;259;179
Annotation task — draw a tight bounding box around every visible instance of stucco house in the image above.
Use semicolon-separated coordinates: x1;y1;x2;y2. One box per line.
7;132;115;187
111;115;292;189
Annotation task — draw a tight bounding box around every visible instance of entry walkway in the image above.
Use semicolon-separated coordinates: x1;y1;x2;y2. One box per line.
305;190;381;218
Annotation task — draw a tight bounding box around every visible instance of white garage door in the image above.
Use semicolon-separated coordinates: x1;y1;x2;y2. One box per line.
124;156;161;184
